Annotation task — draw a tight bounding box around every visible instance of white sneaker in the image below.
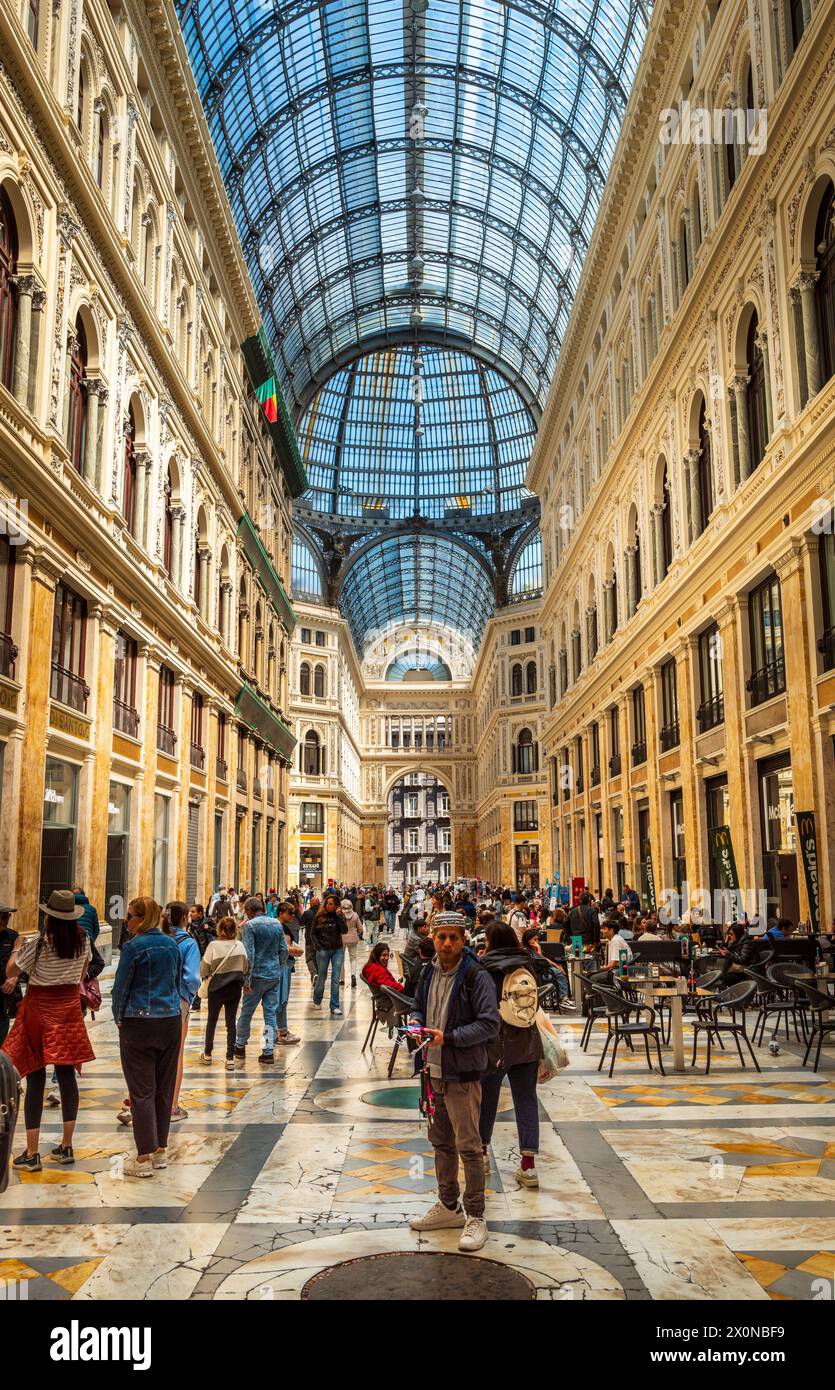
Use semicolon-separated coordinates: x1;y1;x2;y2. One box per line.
458;1215;488;1252
152;1149;168;1170
123;1156;154;1178
331;1008;343;1017
46;1087;60;1107
409;1201;466;1231
277;1032;301;1045
515;1164;539;1188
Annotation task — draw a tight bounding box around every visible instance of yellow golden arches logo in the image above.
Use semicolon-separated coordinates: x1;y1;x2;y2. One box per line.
714;828;730;846
797;815;815;838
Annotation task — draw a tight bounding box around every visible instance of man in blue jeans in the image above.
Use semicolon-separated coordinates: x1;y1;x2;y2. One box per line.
234;896;288;1066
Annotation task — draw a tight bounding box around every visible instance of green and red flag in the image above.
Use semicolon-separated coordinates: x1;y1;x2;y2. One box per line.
255;376;278;424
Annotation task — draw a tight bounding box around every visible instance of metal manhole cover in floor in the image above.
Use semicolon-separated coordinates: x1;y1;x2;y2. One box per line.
301;1250;537;1300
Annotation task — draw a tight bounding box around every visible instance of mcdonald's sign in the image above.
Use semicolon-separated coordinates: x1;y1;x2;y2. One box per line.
643;837;657;911
793;810;820;934
708;824;740;893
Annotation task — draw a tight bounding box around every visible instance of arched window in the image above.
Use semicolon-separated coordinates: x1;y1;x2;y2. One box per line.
746;312;768;470
659;462;673;581
299;662;310;696
193;530;201;610
237;576;248;657
163;467;173;575
95;111;106;189
254;602;263;683
789;0;807;52
697;397;713;533
313;663;325;698
679;217;689;294
27;0;39;47
526;660;537;694
514;727;538;775
302;729;322;776
77;64;85;133
816;181;835;387
725;110;738;193
123;404;137;533
511;662;523;696
0;187;19;391
67;315;88;472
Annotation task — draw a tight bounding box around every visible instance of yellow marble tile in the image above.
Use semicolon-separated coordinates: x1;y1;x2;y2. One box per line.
714;1141;806;1157
343;1162;408;1181
15;1169;95;1184
744;1160;820;1177
737;1255;787;1287
47;1259;103;1295
0;1258;41;1282
795;1252;835;1277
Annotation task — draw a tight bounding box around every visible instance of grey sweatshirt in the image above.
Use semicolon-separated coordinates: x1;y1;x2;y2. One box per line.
425;956;461;1078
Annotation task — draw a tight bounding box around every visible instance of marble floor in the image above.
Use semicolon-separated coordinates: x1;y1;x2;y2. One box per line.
3;940;835;1301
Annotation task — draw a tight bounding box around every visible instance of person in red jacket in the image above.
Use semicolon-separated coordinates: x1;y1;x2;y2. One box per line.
360;943;403;993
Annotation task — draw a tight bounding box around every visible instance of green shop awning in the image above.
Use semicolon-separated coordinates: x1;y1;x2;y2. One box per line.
237;511;296;636
234;683;296;765
241;329;308;500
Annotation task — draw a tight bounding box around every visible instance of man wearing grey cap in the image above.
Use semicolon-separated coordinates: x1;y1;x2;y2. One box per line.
0;902;19;1047
408;910;500;1253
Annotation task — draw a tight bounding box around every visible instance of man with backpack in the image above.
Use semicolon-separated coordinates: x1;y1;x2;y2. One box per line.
568;891;600;946
506;893;528;942
409;911;500;1253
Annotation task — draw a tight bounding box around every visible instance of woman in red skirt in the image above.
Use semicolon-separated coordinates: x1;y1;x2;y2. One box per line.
3;889;95;1171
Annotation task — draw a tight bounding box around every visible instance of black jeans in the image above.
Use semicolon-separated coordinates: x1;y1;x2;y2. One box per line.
479;1059;540;1154
24;1065;79;1130
119;1015;181;1155
204;979;243;1058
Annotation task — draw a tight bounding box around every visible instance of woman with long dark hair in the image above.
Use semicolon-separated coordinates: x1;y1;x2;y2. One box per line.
310;892;347;1016
3;889;94;1171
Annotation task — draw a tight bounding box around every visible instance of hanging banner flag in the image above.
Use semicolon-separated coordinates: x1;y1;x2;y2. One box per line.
643;837;657;911
708;825;741;893
794;810;820;934
255;376;278;424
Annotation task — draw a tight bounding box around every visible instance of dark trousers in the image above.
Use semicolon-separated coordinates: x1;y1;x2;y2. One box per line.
24;1064;79;1130
204;979;243;1058
119;1015;181;1155
0;1011;10;1048
429;1078;485;1218
479;1060;540;1154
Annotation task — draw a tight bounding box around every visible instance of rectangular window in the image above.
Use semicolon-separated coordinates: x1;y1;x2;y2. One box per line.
609;707;621;775
510;629;521;646
524;626;536;643
50;582;88;712
818;521;835;671
670;789;686;894
748;572;785;705
41;757;80;902
105;781;130;930
590;722;600;784
190;692;205;769
575;735;584;792
113;632;139;737
213;810;224;890
315;630;326;647
697;624;724;729
300;627;311;644
407;828;419;853
300;801;323;833
513;800;539;831
438;793;449;816
439;828;451;853
631;686;647;765
216;712;228;780
405;793;419;817
0;537;16;678
659;660;680;750
237;729;248;791
152;793;170;903
157;666;176;755
705;773;730;897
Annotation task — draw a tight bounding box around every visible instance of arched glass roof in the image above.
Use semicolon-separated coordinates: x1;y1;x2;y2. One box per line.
339;533;494;653
178;0;651;413
386;654;452;681
290;534;324;600
300;345;535;519
510;532;543;598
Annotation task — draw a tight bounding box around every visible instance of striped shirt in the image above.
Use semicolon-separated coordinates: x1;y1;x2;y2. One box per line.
15;931;91;986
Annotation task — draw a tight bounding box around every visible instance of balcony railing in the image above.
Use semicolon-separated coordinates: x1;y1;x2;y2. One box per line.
590;764;601;787
190;742;205;771
818;626;835;671
746;656;786;707
113;698;139;738
267;787;274;805
157;722;176;756
575;774;584;794
236;768;247;793
0;632;18;680
608;754;622;776
253;777;262;799
50;663;90;713
631;739;647;767
216;757;228;782
659;720;680;752
696;694;725;731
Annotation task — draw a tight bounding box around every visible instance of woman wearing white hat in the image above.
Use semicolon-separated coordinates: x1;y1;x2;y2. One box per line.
2;890;94;1172
340;898;363;989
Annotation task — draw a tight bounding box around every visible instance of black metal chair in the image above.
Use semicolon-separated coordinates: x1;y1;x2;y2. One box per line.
380;985;417;1077
690;980;760;1074
360;980;393;1053
577;972;610;1051
799;983;835;1072
619;976;671;1045
746;966;807;1045
592;982;665;1078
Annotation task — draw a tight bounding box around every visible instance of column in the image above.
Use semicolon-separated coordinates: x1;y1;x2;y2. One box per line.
603;577;614;644
755;328;773;438
138;646;161;892
682;208;692;284
198;547;211;622
652;503;665;586
220;580;232;646
132;449;150;544
685;448;701;542
86;606;118;916
626;544;638;616
61;327;79;439
15;549;60;922
28;288;46;415
775;541;819;922
731;375;752;481
11;274;34;405
171;506;186;589
83;379;103;486
796;271;822;400
713;598;755;889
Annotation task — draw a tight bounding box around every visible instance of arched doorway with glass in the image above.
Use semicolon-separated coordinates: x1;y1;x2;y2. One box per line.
387;772;451;892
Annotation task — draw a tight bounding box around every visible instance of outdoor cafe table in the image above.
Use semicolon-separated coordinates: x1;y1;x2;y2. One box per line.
630;974;688;1073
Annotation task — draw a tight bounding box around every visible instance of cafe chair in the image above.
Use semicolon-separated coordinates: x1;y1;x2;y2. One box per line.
592;982;666;1079
380;985;417;1078
619;975;671;1045
690;980;760;1074
799;983;835;1072
746;966;807;1045
577;973;610;1052
361;979;398;1053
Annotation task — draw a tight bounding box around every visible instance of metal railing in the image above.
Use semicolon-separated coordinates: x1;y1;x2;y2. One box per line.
190;742;205;771
50;663;90;713
0;632;18;680
590;764;601;787
608;754;622;776
216;757;228;782
659;719;680;752
818;626;835;671
113;698;139;738
696;694;725;731
157;723;176;756
746;655;786;706
236;768;247;792
631;739;647;766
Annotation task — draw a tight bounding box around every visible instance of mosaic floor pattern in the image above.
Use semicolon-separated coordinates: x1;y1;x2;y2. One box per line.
2;935;834;1300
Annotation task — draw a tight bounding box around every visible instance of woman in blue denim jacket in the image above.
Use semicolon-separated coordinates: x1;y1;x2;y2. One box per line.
112;897;182;1178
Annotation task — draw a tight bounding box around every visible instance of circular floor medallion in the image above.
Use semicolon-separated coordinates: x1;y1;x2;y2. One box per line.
361;1084;421;1109
301;1250;537;1301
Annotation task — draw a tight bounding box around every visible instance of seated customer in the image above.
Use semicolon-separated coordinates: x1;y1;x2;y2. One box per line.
599;917;633;973
360;942;403;994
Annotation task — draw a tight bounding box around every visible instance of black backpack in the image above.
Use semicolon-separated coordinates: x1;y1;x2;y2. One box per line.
0;1052;21;1194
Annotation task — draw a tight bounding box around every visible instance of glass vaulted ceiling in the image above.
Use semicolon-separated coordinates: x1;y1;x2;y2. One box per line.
179;0;651;648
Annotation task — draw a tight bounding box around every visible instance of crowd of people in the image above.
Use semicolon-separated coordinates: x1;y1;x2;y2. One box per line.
2;874;833;1251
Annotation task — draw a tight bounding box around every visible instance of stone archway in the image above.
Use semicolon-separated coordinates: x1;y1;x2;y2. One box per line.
386;771;452;891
